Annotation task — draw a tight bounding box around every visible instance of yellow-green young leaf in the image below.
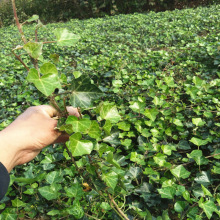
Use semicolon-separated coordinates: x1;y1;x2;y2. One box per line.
88;121;101;139
193;76;203;87
117;121;131;131
201;185;212;197
106;152;120;168
23;42;43;59
173;119;183;127
153;96;164;106
153;153;167;167
54;28;80;46
198;198;218;219
12;198;26;208
27;68;61;96
190;137;208;147
187;150;209;165
144;108;159;121
183;191;192;203
165;77;175;87
26;14;39;22
162;145;177;156
67;132;93;157
103;120;112;135
40;62;58;75
171;165;191;179
192;118;205;127
73;71;82;79
47;210;60;216
102;170;118;189
158;187;176;199
66;116;91;133
100;103;121;123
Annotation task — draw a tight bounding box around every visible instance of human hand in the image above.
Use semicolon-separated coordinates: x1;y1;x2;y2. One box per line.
0;105;79;172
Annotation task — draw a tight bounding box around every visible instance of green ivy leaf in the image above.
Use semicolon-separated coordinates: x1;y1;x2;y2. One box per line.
103;120;112;135
162;145;177;156
195;171;212;186
38;184;60;200
158;187;176;199
144;108;159;121
102;170;118;190
88;121;101;139
190;137;208;147
23;42;43;59
171;165;191;179
66;116;91;133
45;170;63;184
12;198;26;208
153;153;167;167
47;210;60;216
173;119;184;127
26;15;39;22
54;28;80;46
73;71;82;79
100;103;121;123
27;68;61;96
201;184;212;197
117;121;131;131
129;101;145;113
193;76;204;87
192;118;206;127
67;132;93;156
64;183;84;199
198;198;218;219
69;75;102;108
188;150;209;165
106;152;120;168
40;62;58;75
67;200;84;219
174;201;186;213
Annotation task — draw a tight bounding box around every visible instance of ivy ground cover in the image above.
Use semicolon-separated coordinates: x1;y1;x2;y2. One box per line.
0;4;220;219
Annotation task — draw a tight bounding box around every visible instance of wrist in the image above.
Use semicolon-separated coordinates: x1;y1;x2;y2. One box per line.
0;130;20;172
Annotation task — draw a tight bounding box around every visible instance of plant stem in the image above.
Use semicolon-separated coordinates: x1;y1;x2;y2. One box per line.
11;0;27;44
85;213;101;220
64;144;79;171
108;194;129;220
49;96;63;116
43;41;57;44
12;51;29;71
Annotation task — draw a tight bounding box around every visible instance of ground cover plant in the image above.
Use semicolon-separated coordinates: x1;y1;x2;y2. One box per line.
0;3;220;220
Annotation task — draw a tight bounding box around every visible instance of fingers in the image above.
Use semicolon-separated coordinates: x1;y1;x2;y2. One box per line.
66;106;80;118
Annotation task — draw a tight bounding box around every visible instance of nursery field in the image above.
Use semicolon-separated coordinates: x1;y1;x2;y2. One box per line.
0;4;220;220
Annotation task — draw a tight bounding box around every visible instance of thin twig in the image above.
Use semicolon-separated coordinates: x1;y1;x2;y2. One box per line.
108;194;129;220
42;41;57;44
85;213;101;220
182;152;220;167
64;144;79;171
11;0;27;43
12;51;29;71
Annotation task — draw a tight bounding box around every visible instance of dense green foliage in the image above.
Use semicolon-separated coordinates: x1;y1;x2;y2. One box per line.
0;4;220;220
0;0;218;27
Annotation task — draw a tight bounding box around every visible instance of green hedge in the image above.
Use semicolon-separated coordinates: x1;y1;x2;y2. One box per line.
0;0;218;27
